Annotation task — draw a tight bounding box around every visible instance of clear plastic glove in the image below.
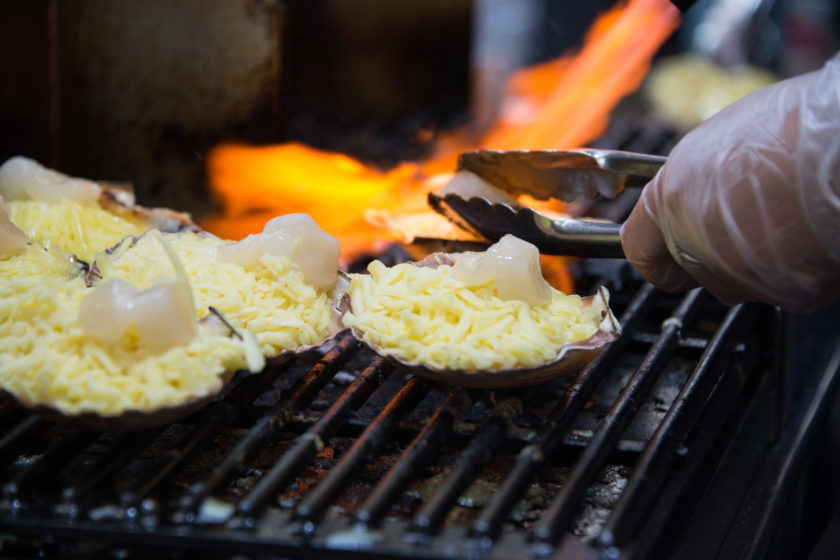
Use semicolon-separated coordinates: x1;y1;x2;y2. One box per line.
620;54;840;313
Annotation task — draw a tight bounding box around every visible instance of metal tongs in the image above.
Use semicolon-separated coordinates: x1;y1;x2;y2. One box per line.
428;149;666;258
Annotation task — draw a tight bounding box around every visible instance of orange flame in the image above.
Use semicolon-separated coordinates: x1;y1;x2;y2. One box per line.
201;0;680;290
202;143;426;258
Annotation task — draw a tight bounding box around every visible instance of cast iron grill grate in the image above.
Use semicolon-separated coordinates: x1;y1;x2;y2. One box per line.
7;100;833;560
0;260;775;559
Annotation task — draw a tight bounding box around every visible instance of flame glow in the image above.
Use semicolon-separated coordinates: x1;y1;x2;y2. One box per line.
202;143;425;258
201;0;680;287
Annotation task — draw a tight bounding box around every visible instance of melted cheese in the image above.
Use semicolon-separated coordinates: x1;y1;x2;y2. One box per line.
0;244;260;416
98;231;334;358
342;260;602;371
8;198;147;262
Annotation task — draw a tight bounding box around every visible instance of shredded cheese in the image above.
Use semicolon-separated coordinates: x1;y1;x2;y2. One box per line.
342;260;603;371
8;198;147;262
98;231;334;358
0;244;260;416
1;178;336;418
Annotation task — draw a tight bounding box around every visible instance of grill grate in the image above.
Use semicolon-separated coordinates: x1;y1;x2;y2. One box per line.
0;261;781;559
4;108;820;558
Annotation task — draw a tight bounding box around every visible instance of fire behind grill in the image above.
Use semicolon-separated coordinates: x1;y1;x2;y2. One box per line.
0;253;808;560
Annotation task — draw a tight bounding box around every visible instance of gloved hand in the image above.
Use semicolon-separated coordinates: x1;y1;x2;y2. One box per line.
620;54;840;313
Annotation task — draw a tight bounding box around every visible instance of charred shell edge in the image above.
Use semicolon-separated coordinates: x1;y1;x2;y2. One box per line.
98;185;199;234
343;254;621;388
0;369;237;432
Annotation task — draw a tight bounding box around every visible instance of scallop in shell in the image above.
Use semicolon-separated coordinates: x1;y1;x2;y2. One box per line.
0;237;260;431
0;158;348;430
341;250;620;389
0;225;348;432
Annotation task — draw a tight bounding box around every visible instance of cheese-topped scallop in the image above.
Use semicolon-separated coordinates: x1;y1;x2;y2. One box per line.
0;156;197;263
0;242;262;421
98;229;340;359
8;197;148;262
342;236;616;374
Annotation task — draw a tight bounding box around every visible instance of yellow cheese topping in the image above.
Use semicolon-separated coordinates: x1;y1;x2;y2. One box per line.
8;198;147;262
98;231;334;358
0;244;258;416
342;260;602;371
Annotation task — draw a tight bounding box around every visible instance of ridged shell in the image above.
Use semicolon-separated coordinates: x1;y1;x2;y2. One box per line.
344;253;620;388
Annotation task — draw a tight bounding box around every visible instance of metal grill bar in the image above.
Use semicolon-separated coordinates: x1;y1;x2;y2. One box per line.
747;344;840;559
177;333;360;518
598;302;760;549
232;356;395;522
411;397;520;534
769;308;789;444
295;376;433;526
3;430;98;505
116;364;290;514
0;415;43;466
619;314;765;560
355;387;472;527
58;429;161;517
0;276;798;559
471;282;659;540
532;288;707;550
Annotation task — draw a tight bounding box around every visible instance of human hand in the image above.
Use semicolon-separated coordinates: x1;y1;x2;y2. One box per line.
620;55;840;313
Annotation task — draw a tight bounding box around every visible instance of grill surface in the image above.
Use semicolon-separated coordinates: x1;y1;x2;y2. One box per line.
4;256;826;560
3;100;840;560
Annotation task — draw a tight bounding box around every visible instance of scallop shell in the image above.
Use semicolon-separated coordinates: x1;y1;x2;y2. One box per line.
343;253;620;389
1;241;350;433
2;172;348;430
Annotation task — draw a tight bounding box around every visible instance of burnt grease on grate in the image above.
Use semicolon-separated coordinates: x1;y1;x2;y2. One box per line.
0;257;776;560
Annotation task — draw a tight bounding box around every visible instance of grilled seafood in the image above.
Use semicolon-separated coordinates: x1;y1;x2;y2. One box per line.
0;157;345;430
341;235;620;388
